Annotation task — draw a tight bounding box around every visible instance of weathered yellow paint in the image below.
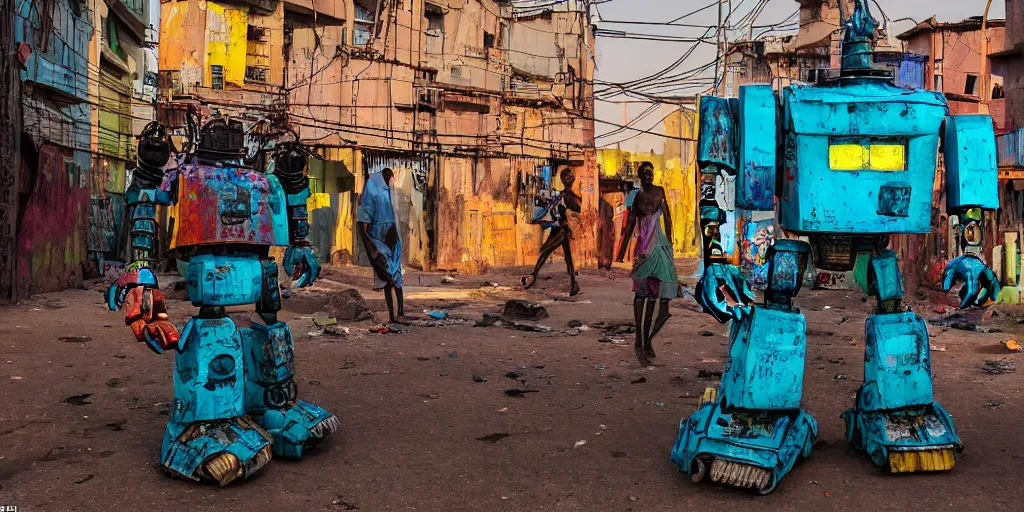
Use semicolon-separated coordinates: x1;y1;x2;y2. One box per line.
829;143;905;171
205;3;248;88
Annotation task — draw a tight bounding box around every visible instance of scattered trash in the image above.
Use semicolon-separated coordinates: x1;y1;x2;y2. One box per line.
9;376;22;380
58;336;92;343
599;424;608;431
655;402;665;408
567;319;583;328
426;310;449;320
573;440;587;448
63;394;92;406
1002;339;1022;353
981;360;1016;375
505;371;522;379
113;353;127;359
828;358;845;364
934;306;949;314
631;376;647;384
313;315;337;327
306;330;324;338
504;389;539;398
324;326;351;337
416;356;430;361
629;496;638;502
448;351;459;360
930;313;978;331
823;306;832;310
696;369;722;379
570;401;585;410
370;325;407;334
476;433;510;443
699;330;715;337
424;393;441;400
105;378;120;388
503;299;549;320
105;419;127;431
929;344;947;352
593;363;609;371
833;374;849;381
475;313;503;327
441;275;458;284
600;321;635;335
497;407;508;413
598;336;624;344
472;374;487;383
73;474;94;485
330;496;359;510
984;401;1003;408
839;316;849;324
510;321;553;333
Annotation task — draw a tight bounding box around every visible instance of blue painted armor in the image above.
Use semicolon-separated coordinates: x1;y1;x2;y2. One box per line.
107;116;337;486
684;0;998;491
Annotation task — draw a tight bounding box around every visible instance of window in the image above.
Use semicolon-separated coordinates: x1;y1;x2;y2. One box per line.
964;74;978;96
484;31;495;49
425;4;444;55
353;1;376;46
829;137;906;172
211;65;224;90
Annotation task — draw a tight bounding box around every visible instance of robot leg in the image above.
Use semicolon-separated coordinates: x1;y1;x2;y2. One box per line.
241;259;338;459
842;251;962;472
671;241;817;494
161;312;273;486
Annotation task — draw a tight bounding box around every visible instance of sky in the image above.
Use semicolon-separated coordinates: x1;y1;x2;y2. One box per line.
592;0;1008;153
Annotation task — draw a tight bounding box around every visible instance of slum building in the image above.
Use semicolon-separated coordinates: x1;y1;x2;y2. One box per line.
156;0;597;274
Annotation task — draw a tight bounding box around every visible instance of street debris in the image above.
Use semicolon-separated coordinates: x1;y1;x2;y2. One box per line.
570;401;584;409
631;376;647;384
593;363;609;370
324;326;351;337
62;393;92;406
1002;339;1022;353
320;288;373;321
930;344;947;352
504;389;539;398
573;440;587;448
502;299;549;320
58;336;91;343
833;374;849;381
598;336;625;344
696;369;722;379
472;374;487;383
313;315;337;327
699;330;715;337
984;401;1003;408
442;275;458;284
510;321;554;333
981;360;1016;375
448;351;459;360
426;310;449;320
505;370;522;379
476;433;510;443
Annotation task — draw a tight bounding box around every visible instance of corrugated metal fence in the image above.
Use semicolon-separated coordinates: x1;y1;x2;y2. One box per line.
997;127;1024;168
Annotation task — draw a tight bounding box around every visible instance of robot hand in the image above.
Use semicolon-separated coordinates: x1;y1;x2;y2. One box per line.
123;286;181;354
106;268;158;311
942;255;1000;309
696;263;755;323
284;245;322;288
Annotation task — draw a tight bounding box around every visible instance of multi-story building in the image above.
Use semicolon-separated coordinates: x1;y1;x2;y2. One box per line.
157;0;597;274
12;0;94;297
87;0;154;274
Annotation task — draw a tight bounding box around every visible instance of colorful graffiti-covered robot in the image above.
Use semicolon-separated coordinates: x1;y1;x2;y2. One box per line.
672;1;999;493
107;116;337;486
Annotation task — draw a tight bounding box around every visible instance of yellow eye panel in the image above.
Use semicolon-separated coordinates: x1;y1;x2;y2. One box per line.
829;141;906;171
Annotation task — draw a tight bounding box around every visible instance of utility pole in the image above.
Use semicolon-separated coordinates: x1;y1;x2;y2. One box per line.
714;0;723;95
979;0;994;115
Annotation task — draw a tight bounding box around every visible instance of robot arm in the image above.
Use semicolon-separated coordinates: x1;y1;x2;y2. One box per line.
274;142;322;288
106;122;181;354
940;115;1001;307
694;86;776;322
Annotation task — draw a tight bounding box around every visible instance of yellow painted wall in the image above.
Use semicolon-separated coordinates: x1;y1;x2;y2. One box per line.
205;3;248;88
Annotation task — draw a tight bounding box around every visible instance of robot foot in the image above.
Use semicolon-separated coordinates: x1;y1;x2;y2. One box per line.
162;416;273;486
705;459;773;493
260;400;339;459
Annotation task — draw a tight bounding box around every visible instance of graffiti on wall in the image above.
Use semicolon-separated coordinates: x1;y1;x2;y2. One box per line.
16;143;90;295
739;211;776;290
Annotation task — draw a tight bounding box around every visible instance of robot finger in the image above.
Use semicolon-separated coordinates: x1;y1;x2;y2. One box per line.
958;278;979;310
141;329;166;355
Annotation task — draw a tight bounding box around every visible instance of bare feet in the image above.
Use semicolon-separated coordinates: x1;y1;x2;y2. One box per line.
644;343;657;360
569;282;581;297
635;345;652;367
390;315;415;325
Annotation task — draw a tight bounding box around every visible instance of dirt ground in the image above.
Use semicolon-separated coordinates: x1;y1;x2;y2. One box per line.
1;262;1022;512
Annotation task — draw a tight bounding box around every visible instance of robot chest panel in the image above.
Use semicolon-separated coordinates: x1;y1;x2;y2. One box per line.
174;166;276;246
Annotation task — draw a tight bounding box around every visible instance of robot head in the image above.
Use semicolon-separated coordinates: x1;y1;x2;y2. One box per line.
196;115;245;163
840;0;883;77
137;122;171;171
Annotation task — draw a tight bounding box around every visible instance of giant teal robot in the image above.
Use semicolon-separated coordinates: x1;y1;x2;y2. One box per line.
671;0;999;493
107;115;337;486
